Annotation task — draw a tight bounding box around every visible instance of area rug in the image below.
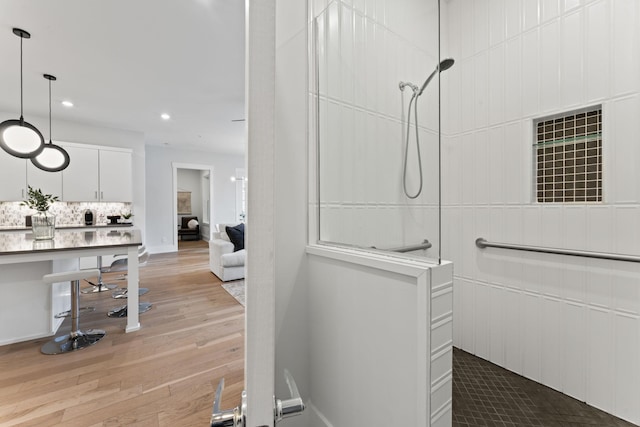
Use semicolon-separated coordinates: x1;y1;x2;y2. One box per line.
221;280;245;306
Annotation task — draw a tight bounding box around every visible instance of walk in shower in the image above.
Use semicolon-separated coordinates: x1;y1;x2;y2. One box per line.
313;0;446;263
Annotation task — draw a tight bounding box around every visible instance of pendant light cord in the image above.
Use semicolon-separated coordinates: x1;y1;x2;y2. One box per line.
48;78;52;142
19;35;24;120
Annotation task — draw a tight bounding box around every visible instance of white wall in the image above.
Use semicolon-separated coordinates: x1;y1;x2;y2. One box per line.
144;145;244;253
307;247;453;427
443;0;640;423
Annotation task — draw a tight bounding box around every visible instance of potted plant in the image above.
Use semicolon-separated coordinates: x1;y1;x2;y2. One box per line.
22;186;59;240
121;211;134;224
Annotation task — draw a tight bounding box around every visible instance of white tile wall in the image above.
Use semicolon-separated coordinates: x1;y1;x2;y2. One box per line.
315;0;441;252
312;0;638;421
612;0;640;96
445;0;640;423
585;0;610;102
561;9;584;107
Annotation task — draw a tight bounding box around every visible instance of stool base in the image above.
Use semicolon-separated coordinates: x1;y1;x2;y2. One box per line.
41;329;106;355
107;302;152;318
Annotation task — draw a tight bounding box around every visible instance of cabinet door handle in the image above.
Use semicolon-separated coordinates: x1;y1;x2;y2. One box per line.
101;191;104;200
95;191;98;200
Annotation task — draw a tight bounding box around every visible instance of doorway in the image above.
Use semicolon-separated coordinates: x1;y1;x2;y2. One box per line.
172;162;214;251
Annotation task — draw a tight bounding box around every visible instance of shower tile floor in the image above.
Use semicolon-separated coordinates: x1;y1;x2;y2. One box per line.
452;347;638;427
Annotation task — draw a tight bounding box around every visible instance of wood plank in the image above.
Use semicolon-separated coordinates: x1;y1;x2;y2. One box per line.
0;241;245;426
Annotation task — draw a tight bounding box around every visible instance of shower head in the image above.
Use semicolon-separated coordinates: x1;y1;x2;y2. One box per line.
417;57;455;96
439;58;455;72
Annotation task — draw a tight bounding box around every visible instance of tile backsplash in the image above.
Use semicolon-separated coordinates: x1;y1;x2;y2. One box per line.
0;202;133;227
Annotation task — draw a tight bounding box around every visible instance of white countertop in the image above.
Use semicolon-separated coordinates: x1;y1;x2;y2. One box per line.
0;223;134;232
0;228;142;256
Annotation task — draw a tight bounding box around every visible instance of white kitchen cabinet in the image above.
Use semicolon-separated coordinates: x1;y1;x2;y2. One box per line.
60;143;132;202
0;155;26;201
0;155;62;201
99;150;132;202
61;145;100;202
26;162;63;199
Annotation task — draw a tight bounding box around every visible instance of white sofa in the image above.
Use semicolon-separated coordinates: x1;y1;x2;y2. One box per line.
209;224;245;282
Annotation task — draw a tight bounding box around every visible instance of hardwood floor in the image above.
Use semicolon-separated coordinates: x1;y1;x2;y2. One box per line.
0;240;245;426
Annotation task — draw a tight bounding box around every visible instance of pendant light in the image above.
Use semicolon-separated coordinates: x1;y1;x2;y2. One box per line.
31;74;70;172
0;28;45;159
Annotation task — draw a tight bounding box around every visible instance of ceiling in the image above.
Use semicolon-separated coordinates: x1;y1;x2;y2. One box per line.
0;0;246;156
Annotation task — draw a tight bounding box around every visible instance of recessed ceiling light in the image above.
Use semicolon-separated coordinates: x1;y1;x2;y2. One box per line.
61;100;73;107
161;113;170;120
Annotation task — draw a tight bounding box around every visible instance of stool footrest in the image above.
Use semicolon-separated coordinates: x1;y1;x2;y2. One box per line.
54;306;96;318
43;269;100;284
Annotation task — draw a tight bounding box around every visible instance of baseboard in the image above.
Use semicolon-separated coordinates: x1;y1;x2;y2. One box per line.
146;244;177;254
0;331;53;347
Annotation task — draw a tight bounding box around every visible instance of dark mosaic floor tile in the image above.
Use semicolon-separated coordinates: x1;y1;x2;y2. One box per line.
452;348;638;427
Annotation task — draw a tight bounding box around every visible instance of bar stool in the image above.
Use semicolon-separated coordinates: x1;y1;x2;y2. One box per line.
110;247;150;299
41;269;106;355
81;256;118;293
107;246;152;318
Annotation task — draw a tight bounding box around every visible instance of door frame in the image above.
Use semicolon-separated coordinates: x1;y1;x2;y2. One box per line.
171;162;214;250
245;0;277;425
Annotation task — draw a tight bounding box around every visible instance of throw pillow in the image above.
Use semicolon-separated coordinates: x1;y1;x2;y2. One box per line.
226;223;245;252
187;219;199;229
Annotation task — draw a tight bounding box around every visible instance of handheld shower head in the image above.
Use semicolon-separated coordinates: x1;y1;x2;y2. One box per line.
439;58;455;72
416;57;455;96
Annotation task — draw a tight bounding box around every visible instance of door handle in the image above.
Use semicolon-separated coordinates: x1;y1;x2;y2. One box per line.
211;370;304;426
210;378;245;427
275;369;305;423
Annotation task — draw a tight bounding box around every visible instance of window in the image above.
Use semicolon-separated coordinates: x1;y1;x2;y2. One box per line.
535;107;602;203
235;168;246;223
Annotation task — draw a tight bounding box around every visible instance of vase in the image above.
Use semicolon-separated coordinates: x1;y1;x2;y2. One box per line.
32;211;56;240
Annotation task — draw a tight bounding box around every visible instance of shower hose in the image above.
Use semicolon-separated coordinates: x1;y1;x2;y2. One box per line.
403;89;422;199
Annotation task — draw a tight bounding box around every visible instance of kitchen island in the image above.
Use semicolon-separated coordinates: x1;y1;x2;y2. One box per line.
0;228;142;346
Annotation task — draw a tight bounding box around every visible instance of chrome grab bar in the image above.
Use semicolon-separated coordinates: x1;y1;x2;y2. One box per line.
476;237;640;263
372;239;432;253
388;239;432;253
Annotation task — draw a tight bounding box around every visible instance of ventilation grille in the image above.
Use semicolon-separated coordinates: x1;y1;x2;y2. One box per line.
535;107;602;203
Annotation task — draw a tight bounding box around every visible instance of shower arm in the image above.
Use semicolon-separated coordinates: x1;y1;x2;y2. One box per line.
399;81;419;93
